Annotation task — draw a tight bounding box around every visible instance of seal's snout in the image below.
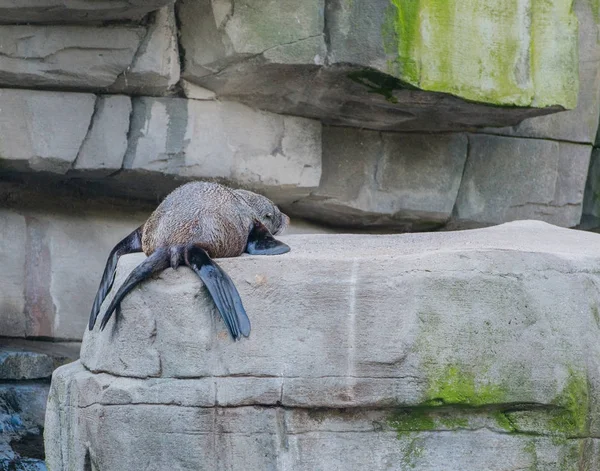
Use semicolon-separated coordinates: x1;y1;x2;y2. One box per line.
276;213;290;235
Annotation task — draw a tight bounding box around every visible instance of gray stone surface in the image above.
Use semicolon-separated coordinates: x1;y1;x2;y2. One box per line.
482;0;600;144
0;206;148;340
0;89;96;174
0;0;175;24
123;98;322;203
178;0;571;131
0;351;53;380
74;96;132;175
288;127;467;229
582;147;600;229
0;25;144;90
454;135;592;227
109;6;180;96
47;221;600;470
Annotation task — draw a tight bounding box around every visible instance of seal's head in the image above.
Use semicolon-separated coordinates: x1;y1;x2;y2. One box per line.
234;189;290;235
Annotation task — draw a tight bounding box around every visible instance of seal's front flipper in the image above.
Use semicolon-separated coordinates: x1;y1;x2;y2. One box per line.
245;220;290;255
184;245;251;340
98;248;170;331
89;225;144;330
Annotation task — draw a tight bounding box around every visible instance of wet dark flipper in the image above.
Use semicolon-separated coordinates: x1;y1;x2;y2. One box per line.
89;225;144;330
184;245;251;340
98;248;170;331
245;220;290;256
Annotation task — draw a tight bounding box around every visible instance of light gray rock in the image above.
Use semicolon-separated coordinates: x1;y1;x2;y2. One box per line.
0;206;148;340
453;135;592;227
109;6;180;96
48;221;600;470
0;211;27;337
74;96;132;175
0;25;144;90
0;350;53;380
0;0;175;24
0;89;96;174
179;0;573;131
123;98;322;203
482;0;600;144
287;127;467;230
180;80;216;100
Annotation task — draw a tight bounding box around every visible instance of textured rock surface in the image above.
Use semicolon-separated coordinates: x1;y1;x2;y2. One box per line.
0;0;175;24
123;98;322;202
0;351;53;380
108;6;180;96
287;127;467;229
0;206;148;340
0;25;144;90
179;0;576;131
46;221;600;470
0;89;96;174
483;0;600;144
454;135;592;227
73;96;132;175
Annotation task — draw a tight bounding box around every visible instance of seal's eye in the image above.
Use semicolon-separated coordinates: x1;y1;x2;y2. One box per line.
265;213;272;219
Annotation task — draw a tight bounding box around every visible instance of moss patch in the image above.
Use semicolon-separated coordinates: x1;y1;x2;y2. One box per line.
549;370;589;436
424;365;507;407
380;0;578;108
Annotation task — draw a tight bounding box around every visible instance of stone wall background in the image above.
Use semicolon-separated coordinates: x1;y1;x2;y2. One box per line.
0;1;598;468
0;0;595;338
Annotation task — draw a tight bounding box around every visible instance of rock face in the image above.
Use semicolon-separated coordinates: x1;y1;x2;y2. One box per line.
178;0;577;131
0;0;175;24
46;221;600;470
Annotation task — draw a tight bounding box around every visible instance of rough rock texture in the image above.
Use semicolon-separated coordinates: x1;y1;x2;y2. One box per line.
73;96;132;175
0;25;145;90
0;0;175;24
47;221;600;470
0;89;96;174
122;98;322;203
287;127;467;229
108;6;181;96
0;351;53;381
178;0;576;131
453;135;592;227
483;0;600;144
0;206;148;340
582;147;600;228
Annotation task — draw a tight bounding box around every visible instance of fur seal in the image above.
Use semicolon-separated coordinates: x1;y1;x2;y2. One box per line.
88;181;291;340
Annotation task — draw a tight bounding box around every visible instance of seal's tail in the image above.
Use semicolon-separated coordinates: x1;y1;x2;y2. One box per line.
185;244;251;340
98;248;170;331
89;225;144;330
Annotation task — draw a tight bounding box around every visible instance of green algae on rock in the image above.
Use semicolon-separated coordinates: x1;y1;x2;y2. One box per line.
382;0;579;109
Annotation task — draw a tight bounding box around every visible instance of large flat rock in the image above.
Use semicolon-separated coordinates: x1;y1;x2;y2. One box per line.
178;0;576;131
0;0;175;24
45;221;600;470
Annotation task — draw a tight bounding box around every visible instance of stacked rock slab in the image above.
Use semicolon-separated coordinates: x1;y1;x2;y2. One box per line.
46;221;600;470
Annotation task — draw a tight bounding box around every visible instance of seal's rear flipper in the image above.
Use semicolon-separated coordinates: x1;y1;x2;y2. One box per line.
89;225;144;330
245;220;290;255
185;245;251;340
98;248;170;331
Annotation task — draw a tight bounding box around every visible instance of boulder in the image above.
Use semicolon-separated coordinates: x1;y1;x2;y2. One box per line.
0;0;175;24
287;127;467;230
178;0;577;131
47;221;600;470
122;98;322;203
108;6;181;96
482;0;600;144
0;25;144;90
0;89;96;174
453;135;592;228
